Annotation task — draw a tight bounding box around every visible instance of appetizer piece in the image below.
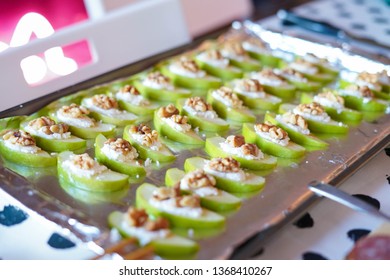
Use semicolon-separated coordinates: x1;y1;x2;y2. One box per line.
95;134;146;178
335;85;388;112
53;103;115;139
0;130;56;167
108;207;199;258
195;49;243;80
115;84;157;116
300;91;363;122
165;168;242;212
376;70;390;93
241;37;283;67
160;56;222;89
247;68;296;100
133;71;192;102
123;123;175;162
81;94;137;126
136;183;226;229
276;67;322;92
176;96;229;132
206;86;256;123
220;41;261;72
264;112;329;148
229;78;282;110
300;53;339;76
288;58;335;84
153;104;204;145
205;135;277;170
21;116;86;153
242;122;306;158
57;151;129;192
184;156;265;193
280;102;349;134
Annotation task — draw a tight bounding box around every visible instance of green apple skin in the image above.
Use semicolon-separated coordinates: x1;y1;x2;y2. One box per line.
205;136;277;170
242;123;306;158
0;116;26;131
117;99;157;116
264;112;329;148
160;65;222;90
301;72;335;84
165;168;242;212
57;151;129;192
108;211;199;259
123;125;176;162
153;111;204;145
247;51;283;68
333;92;389;113
339;80;390;101
0;139;56;167
195;58;243;81
234;91;282;111
136;183;226;230
284;78;321;92
261;84;296;100
279;104;349;134
176;99;229;132
183;157;265;193
94;134;146;178
229;57;261;72
300;93;363;123
133;80;192;102
206;90;256;123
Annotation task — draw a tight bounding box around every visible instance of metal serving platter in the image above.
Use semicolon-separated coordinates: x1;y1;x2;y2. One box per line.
0;21;389;260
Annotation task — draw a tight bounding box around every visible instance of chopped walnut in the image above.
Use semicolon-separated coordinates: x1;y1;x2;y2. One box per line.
255;122;289;140
214;87;243;108
317;91;344;105
241;143;259;157
185;97;212;112
222;42;247;56
58;103;90;118
260;68;285;81
281;68;306;79
295;57;316;68
130;123;152;135
2;130;36;146
127;207;148;227
226;135;245;147
41;123;70;135
120;85;140;95
357;72;379;84
178;195;200;208
237;79;264;92
170;114;188;125
205;49;224;60
359;86;375;98
104;138;133;155
91;94;118;110
147;72;171;85
70;153;95;170
28;116;55;130
184;170;216;189
157;104;180;118
129;124;159;147
153;185;181;201
296;102;325;116
178;57;201;73
245;37;267;49
282;112;308;130
144;217;170;231
208;157;241;173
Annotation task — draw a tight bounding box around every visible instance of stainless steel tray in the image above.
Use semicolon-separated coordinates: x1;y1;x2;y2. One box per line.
0;21;389;260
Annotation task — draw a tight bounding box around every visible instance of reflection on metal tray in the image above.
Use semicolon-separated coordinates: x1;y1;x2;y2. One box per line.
0;20;389;260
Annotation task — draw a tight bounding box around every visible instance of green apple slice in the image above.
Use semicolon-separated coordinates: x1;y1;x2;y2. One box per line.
334;90;389;112
153;111;204;145
133;79;192;102
165;168;242;212
195;57;243;81
117;98;158;116
206;89;256;123
183;157;265;193
242;123;306;158
246;51;283;68
205;136;277;170
228;57;262;72
0;134;56;167
94;134;146;178
235;91;282;111
300;93;363;123
108;211;199;258
264;112;329;148
123;125;175;162
301;72;335;84
136;183;226;229
279;103;349;134
57;151;129;192
339;80;390;101
176;98;229;132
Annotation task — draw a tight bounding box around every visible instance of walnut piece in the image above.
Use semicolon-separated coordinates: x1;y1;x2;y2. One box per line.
255;122;289;140
208;157;241;173
226;135;245;147
147;72;171;85
296;102;325;115
3;130;36;146
358;72;379;84
104;138;133;155
58;103;90;118
91;94;118;110
241;143;259;157
28;116;55;130
245;37;267;49
157;104;180;118
70;153;95;170
178;195;200;208
41;123;70;135
153;185;181;201
317;91;344;105
214;87;243;108
127;207;148;227
144;217;170;231
121;85;140;95
185;97;212;112
129;124;159;147
295;57;316;68
205;49;224;60
170;114;188;125
282;112;308;130
281;68;306;79
222;42;246;56
358;85;375;98
237;79;263;92
184;170;216;189
259;68;285;81
178;57;201;73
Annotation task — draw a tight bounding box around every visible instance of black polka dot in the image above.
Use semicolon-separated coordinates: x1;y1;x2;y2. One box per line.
250;247;265;258
294;213;314;228
47;233;76;249
386;174;390;185
352;194;380;210
385;147;390;157
0;205;28;226
339;12;352;19
374;17;388;24
368;7;381;14
302;252;328;260
347;229;371;242
351;23;366;30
